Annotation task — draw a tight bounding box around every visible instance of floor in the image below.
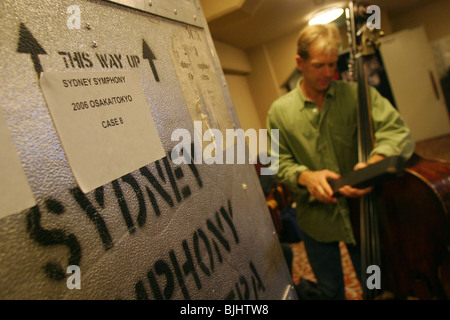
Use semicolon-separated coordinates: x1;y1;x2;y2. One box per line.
289;241;363;300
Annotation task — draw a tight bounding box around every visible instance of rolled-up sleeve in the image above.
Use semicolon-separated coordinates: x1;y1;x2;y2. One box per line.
369;87;415;161
266;107;309;194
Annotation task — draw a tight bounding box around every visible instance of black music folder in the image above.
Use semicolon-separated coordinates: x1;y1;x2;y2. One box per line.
329;155;405;195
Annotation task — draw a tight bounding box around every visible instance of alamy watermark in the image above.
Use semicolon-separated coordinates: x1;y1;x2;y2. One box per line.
170;121;279;175
66;5;81;30
66;265;81;289
366;265;381;290
366;5;381;30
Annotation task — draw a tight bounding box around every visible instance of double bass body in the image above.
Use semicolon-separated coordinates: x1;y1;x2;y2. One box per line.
376;153;450;299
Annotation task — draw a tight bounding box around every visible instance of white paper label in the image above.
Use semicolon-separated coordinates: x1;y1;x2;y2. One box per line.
40;70;165;192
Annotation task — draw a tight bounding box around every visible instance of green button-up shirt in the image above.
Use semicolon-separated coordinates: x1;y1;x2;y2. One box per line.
266;79;415;244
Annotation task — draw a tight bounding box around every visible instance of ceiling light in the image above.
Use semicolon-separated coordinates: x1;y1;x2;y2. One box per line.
308;8;344;25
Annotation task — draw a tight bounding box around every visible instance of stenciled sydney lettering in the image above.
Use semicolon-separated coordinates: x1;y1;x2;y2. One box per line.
25;148;265;299
26;150;200;284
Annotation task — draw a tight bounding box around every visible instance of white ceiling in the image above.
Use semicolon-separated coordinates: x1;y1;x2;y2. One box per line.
201;0;439;49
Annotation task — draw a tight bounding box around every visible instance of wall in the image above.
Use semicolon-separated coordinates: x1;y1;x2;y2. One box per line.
388;0;450;42
224;74;262;131
212;1;448;131
246;45;284;127
213;40;264;132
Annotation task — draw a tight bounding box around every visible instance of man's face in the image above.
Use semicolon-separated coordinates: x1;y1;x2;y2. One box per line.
296;41;338;94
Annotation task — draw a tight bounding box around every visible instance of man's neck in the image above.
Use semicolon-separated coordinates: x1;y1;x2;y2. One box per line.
300;81;327;110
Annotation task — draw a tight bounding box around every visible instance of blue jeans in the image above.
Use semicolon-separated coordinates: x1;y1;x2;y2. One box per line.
296;228;361;300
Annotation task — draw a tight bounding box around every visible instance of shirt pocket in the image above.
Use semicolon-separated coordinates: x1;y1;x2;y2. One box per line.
329;123;357;168
331;123;356;146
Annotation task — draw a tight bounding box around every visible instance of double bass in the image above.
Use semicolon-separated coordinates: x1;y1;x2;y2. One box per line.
346;1;450;300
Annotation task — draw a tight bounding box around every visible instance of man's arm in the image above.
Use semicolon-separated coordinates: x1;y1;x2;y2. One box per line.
266;109;308;193
335;88;415;201
369;87;415;161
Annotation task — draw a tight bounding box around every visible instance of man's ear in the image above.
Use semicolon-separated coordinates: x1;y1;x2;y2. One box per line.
296;54;304;71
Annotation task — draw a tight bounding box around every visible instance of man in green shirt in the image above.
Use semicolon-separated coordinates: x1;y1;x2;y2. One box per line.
266;23;414;299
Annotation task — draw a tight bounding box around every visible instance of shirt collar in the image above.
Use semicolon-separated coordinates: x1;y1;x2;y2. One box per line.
295;77;336;110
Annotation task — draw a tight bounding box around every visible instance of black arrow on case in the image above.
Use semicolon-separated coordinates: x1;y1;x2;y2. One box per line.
142;39;160;82
17;23;47;78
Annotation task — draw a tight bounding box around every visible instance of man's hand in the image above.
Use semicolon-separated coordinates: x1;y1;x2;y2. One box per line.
298;169;340;204
338;154;386;198
299;155;387;203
